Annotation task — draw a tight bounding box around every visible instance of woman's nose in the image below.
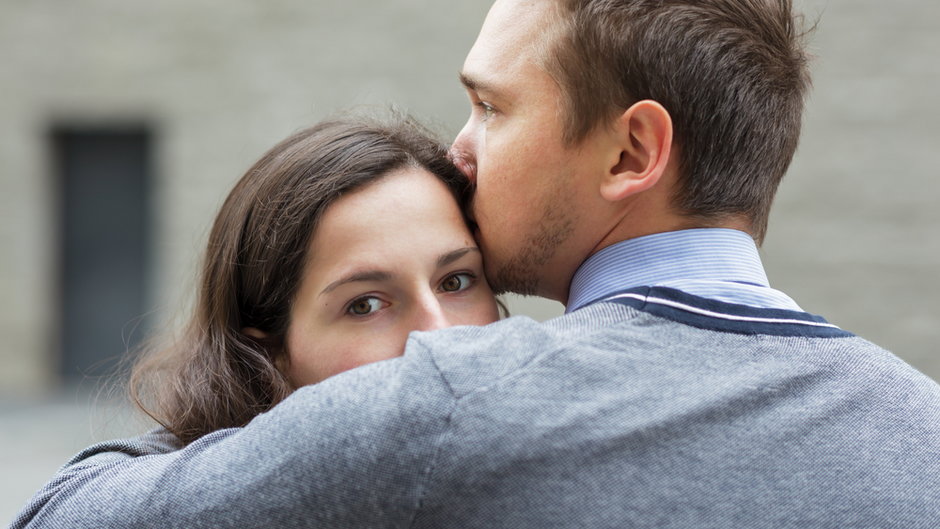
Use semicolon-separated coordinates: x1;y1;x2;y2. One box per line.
413;297;451;332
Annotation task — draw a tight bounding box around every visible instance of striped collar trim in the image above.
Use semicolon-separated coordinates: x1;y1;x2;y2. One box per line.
589;286;853;338
567;229;784;313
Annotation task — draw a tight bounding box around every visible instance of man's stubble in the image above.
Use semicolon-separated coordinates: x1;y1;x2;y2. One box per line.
483;186;577;298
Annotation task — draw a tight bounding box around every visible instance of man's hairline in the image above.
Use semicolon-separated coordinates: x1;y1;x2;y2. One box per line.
523;3;751;237
530;0;618;149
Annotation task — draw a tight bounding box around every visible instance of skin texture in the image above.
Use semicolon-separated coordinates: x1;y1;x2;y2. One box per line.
279;167;500;387
452;0;597;300
452;0;680;302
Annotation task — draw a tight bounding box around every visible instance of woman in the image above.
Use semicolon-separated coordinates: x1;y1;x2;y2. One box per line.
124;116;501;445
13;117;500;527
18;114;504;519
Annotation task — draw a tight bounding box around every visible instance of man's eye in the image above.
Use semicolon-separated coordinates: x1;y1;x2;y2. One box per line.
346;297;386;316
440;273;475;293
476;101;496;120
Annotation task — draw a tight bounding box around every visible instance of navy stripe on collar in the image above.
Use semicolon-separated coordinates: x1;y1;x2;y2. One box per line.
586;286;854;338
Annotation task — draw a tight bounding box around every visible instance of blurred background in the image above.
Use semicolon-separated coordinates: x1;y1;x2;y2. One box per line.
1;0;937;522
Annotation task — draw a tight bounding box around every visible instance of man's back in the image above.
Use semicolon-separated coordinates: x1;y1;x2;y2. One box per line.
410;288;940;527
14;286;940;528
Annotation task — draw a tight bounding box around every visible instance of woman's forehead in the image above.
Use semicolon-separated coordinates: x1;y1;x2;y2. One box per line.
301;168;475;287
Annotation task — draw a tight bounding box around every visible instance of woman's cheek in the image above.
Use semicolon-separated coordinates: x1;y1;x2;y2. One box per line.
328;331;405;377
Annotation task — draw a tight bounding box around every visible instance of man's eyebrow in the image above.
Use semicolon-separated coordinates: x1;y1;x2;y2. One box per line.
319;270;393;296
459;71;496;95
438;247;480;268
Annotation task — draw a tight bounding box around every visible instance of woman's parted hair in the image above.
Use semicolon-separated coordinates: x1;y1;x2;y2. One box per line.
130;116;469;444
545;0;812;242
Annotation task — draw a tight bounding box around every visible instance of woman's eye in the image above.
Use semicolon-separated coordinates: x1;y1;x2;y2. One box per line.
440;273;475;293
346;296;386;316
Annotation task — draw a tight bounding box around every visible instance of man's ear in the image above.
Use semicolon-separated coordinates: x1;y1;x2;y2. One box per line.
600;100;673;202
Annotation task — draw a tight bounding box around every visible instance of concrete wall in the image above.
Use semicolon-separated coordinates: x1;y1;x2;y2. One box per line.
0;0;492;397
0;0;937;400
764;0;940;377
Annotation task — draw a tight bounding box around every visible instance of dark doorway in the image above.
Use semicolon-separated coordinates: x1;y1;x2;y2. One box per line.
52;126;154;382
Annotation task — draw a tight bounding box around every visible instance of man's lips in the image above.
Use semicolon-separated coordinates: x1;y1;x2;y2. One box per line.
449;149;480;226
449;150;477;184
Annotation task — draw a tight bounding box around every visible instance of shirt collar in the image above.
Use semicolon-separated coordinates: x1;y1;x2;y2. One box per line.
566;228;799;313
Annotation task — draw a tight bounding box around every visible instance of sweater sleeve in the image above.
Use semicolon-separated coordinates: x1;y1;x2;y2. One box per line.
11;344;455;529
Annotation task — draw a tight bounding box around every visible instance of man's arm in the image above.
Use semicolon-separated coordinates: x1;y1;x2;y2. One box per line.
12;350;453;529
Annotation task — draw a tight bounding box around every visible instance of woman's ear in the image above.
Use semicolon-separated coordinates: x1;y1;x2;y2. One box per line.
243;327;292;380
242;327;268;341
600;100;673;203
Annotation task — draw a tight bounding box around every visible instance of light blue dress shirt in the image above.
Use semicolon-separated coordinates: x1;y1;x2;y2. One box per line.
567;228;802;313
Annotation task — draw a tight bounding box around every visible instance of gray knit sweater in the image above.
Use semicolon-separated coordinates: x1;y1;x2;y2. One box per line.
13;287;940;528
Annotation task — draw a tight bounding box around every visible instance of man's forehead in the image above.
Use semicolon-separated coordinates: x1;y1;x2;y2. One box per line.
482;0;550;36
462;0;559;85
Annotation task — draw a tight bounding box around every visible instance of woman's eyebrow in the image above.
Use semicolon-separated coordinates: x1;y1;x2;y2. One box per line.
438;247;480;268
319;270;393;296
319;248;479;296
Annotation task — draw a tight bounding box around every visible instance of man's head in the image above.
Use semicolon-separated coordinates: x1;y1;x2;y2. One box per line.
452;0;811;302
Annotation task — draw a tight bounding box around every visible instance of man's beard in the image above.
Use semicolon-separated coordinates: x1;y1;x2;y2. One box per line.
485;204;575;297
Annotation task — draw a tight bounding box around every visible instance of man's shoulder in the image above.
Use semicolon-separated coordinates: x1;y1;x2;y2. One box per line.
405;295;936;402
64;427;184;469
406;302;645;397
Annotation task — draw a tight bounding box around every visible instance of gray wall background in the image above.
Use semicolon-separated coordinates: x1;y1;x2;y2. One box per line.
765;0;939;377
1;0;938;522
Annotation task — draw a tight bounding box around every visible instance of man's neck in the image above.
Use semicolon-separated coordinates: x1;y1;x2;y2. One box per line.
565;227;800;312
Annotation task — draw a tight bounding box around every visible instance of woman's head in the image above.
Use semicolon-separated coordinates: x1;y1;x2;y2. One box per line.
274;165;499;386
132;116;499;443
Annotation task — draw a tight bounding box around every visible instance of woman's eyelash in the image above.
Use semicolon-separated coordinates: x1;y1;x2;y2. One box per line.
344;272;478;316
440;272;477;292
346;296;386;316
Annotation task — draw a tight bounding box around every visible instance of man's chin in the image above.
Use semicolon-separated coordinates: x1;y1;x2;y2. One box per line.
485;257;541;298
469;216;489;250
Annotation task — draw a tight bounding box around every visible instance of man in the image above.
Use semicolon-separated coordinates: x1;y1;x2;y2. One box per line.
15;1;940;527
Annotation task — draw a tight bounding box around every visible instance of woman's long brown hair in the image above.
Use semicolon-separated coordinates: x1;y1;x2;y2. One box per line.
129;116;471;444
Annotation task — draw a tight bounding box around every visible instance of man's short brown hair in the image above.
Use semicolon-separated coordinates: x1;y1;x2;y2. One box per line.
544;0;812;242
